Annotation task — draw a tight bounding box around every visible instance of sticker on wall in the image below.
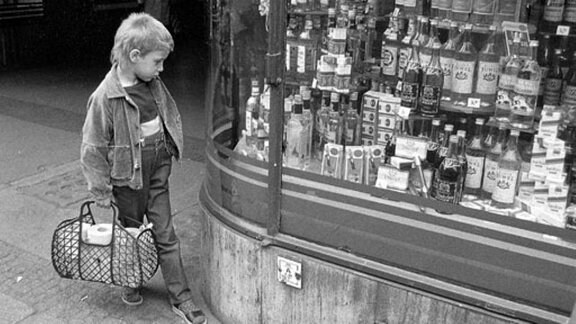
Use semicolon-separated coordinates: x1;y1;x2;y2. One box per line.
277;256;302;289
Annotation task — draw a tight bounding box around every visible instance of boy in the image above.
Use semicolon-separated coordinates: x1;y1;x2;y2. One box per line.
80;12;207;324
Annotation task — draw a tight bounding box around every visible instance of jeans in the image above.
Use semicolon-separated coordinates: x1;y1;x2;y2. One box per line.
113;131;192;305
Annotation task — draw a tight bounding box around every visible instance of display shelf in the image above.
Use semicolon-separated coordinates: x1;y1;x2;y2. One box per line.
439;100;494;115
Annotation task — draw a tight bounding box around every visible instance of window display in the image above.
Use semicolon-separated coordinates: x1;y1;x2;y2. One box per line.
230;0;576;229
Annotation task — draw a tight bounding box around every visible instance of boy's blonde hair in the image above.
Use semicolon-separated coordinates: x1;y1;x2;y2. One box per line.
110;12;174;66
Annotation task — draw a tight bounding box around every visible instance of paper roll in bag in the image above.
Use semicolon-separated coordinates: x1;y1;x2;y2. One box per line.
86;223;113;245
81;223;91;242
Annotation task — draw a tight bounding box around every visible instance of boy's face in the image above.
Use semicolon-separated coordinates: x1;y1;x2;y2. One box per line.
132;50;169;82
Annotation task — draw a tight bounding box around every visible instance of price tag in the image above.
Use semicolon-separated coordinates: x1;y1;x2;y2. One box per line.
467;97;481;109
397;106;412;119
556;25;571;36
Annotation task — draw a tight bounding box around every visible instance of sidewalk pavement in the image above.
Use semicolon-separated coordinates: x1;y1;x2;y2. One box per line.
0;112;219;323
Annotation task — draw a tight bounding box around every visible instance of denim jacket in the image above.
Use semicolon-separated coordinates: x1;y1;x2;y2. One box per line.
80;65;184;201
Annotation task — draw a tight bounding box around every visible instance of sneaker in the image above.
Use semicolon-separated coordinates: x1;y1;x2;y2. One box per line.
121;287;143;306
172;299;207;324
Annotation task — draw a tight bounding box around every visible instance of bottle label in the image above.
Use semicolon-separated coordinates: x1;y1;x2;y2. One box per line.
452;0;473;13
297;45;306;73
473;0;496;14
436;0;452;10
515;79;539;96
439;56;453;91
420;54;432;69
381;45;399;76
498;0;516;15
432;177;458;203
544;0;565;22
476;61;500;95
398;47;411;79
511;93;536;116
496;89;512;109
482;158;499;193
404;0;416;7
544;78;563;105
401;82;420;110
566;0;576;23
465;155;485;189
420;85;441;113
492;169;519;204
452;60;476;94
563;85;576;105
499;74;517;90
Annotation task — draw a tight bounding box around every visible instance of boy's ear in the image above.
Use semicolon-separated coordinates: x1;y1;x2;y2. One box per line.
128;49;141;63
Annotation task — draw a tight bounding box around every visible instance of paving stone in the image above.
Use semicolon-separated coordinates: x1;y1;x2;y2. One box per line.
0;292;34;324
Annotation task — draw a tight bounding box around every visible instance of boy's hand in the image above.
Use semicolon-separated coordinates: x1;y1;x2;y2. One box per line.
95;197;112;209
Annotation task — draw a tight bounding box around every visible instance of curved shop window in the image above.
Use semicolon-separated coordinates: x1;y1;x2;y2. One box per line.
204;0;576;320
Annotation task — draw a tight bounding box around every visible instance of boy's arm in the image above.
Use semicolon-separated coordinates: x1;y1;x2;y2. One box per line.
80;95;113;203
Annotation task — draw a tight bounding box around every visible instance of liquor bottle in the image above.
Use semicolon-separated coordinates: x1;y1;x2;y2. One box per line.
314;91;331;160
328;7;337;29
558;36;571;76
336;4;349;28
297;16;318;75
245;79;261;137
415;16;430;57
494;34;522;122
326;92;342;144
398;17;417;81
385;118;403;162
381;16;401;81
491;129;522;208
452;0;473;22
561;52;576;107
301;88;313;168
419;45;443;116
364;16;380;62
439;21;459;103
565;0;576;26
420;18;442;70
456;116;469;138
544;48;564;106
451;24;477;107
464;118;486;196
342;96;359;146
542;0;565;32
400;42;423;112
285;95;304;169
433;123;455;172
510;40;541;129
431;135;463;204
481;124;507;199
456;129;468;200
474;24;501;110
537;34;553;108
426;118;442;165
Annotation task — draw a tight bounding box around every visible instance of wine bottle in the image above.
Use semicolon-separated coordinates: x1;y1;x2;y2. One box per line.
474;24;501;111
285;95;304;169
420;18;442;70
419;45;443;116
464;118;486;196
439;21;459;103
494;33;522;122
451;24;477;107
431;135;463;204
400;42;423;112
481;124;507;199
491;129;522;208
544;48;563;107
510;40;541;130
398;17;417;81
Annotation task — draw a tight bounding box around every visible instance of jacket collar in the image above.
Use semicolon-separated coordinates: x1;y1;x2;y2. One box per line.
103;64;160;99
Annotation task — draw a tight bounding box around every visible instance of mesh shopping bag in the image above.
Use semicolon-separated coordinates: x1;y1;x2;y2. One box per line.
51;201;159;288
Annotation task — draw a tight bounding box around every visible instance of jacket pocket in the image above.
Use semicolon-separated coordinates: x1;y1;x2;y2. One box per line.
109;145;133;180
